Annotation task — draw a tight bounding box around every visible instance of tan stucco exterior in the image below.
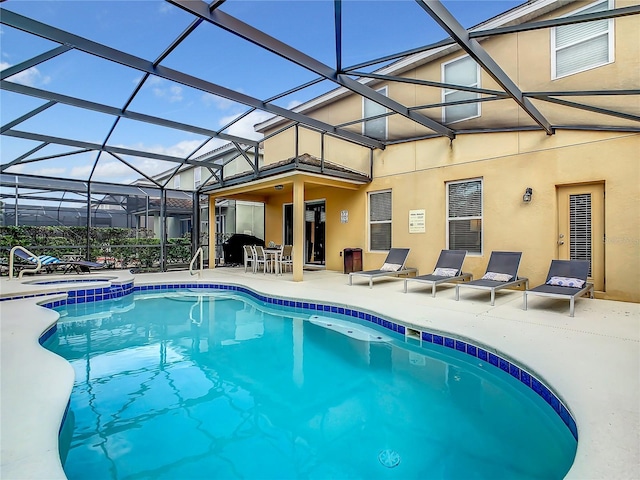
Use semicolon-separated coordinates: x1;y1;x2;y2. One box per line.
209;1;640;302
252;130;639;301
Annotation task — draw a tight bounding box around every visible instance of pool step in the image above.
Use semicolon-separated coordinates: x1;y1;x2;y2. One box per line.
308;315;391;342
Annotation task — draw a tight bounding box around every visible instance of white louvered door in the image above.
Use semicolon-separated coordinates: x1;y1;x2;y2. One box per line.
557;183;605;291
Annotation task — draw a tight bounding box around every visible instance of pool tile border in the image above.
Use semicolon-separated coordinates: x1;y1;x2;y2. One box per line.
9;280;576;441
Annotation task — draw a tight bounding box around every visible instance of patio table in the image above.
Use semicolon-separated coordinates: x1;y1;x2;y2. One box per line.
264;248;282;275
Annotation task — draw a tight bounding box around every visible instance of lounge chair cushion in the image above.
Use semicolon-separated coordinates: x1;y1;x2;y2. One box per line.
433;267;458;277
380;262;402;272
28;255;61;266
546;276;586;288
481;272;513;282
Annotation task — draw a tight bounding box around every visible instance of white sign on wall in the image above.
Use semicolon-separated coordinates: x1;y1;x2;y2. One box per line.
340;210;349;223
409;209;425;233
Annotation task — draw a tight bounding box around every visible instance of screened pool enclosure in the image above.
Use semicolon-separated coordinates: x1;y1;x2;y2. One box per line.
2;0;638;271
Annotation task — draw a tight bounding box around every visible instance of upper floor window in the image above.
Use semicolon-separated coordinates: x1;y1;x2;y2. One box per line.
442;55;481;124
194;167;202;189
173;175;181;189
363;87;388;139
447;179;482;254
369;190;391;251
552;0;614;79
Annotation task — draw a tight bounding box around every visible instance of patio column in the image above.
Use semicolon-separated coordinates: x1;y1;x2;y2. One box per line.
293;178;304;281
208;195;216;269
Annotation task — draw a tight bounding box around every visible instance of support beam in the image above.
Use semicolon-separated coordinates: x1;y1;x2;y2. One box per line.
2;129;224;168
86;183;91;261
416;0;554;135
529;96;640;123
292;178;304;282
1;9;383;149
470;5;640;38
168;0;454;139
160;188;167;272
192;191;201;259
334;0;342;72
1;81;256;148
0;45;71;81
232;141;258;176
344;38;455;73
0;143;48;172
1;101;57;134
350;71;507;97
208;196;217;268
108;152;163;187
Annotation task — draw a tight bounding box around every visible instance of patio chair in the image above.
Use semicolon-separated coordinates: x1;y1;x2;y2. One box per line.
278;245;293;274
14;249;105;274
243;245;256;273
523;259;594;317
348;248;417;288
252;245;269;274
404;249;472;297
455;251;528;305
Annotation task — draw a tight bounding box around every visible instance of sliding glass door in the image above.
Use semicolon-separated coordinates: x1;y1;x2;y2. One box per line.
283;201;325;268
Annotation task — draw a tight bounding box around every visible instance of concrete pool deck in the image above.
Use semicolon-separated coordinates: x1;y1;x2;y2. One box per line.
1;267;638;479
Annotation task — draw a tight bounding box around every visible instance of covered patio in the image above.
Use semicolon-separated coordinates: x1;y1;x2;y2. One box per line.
206;153;371;280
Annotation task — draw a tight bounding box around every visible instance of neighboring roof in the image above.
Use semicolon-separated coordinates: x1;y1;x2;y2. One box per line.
133;143;264;187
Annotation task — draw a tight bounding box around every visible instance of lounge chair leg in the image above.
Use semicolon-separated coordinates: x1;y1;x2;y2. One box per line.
523;292;528;310
403;279;408;293
455;285;460;301
348;274;352;286
432;283;436;298
570;298;575;317
490;290;495;306
369;278;373;289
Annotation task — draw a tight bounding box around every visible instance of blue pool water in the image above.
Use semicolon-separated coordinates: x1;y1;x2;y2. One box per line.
48;290;576;479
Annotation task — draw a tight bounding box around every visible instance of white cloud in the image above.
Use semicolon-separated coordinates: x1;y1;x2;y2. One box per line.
106;139;207;175
201;92;236;110
0;62;51;87
146;76;162;86
287;100;303;110
158;2;173;14
190;138;228;158
219;110;272;140
152;84;183;103
146;139;205;158
142;77;183;102
70;160;134;179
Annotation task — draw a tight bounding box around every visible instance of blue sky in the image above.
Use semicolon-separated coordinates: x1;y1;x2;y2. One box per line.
1;0;523;187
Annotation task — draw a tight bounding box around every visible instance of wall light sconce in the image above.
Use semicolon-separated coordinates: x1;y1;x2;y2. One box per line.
522;187;533;203
274;184;284;190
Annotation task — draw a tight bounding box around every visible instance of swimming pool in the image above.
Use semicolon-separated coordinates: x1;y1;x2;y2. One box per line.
47;289;576;479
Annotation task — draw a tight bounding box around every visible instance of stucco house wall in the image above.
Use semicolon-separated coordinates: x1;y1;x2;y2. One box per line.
256;2;639;301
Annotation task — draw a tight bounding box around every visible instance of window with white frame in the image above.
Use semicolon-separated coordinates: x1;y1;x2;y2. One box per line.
442;55;480;124
369;190;392;251
194;167;202;189
363;87;388;139
173;175;181;189
552;0;613;79
447;179;482;254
